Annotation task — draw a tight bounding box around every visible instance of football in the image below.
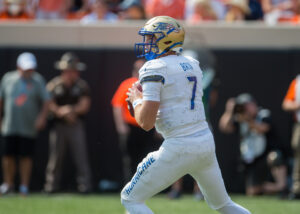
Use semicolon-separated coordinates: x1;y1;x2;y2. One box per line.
137;83;143;92
127;100;135;117
127;83;142;117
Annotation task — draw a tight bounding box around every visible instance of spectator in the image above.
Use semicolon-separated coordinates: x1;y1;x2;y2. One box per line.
80;0;118;23
219;94;287;196
278;0;300;23
225;0;250;21
66;0;90;20
185;0;226;21
262;0;293;24
0;0;32;20
245;0;264;20
282;77;300;199
111;59;159;182
0;52;50;195
187;0;218;23
119;0;145;20
44;52;92;194
32;0;72;19
70;0;90;12
145;0;186;20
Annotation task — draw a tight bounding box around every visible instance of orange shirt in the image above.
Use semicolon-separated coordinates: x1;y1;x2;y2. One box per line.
284;79;296;102
66;11;88;20
145;0;185;20
111;77;139;126
39;0;65;12
0;11;32;20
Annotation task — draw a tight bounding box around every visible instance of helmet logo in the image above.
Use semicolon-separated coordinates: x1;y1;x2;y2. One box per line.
154;22;179;33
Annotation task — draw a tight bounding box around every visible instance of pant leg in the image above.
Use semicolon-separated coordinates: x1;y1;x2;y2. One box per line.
67;121;92;192
44;123;67;192
189;136;250;214
127;125;155;176
121;144;189;214
291;123;300;194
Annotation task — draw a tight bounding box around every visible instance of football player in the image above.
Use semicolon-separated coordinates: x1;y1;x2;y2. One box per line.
121;16;251;214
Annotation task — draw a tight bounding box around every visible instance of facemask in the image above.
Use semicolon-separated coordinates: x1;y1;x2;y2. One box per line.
8;4;22;16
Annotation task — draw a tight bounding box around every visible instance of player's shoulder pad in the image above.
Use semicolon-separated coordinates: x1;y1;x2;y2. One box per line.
139;59;167;85
184;55;200;65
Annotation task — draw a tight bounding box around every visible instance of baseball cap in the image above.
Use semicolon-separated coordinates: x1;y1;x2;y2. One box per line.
235;93;255;105
17;52;37;71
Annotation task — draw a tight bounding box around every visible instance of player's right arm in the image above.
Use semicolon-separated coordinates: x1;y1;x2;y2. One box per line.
219;98;236;133
127;60;166;131
134;100;160;131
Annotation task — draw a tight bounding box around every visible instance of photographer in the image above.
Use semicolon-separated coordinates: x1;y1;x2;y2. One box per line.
219;93;287;196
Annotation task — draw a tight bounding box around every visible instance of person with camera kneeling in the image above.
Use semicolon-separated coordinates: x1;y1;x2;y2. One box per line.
219;93;287;196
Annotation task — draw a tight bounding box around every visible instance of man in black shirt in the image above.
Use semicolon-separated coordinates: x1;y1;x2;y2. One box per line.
219;93;287;196
44;52;92;193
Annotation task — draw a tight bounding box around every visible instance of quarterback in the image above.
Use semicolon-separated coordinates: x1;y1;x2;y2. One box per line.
121;16;251;214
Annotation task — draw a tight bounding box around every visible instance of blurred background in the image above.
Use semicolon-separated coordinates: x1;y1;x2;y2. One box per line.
0;0;299;197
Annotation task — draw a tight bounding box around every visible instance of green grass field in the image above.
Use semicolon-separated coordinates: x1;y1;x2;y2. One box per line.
0;193;299;214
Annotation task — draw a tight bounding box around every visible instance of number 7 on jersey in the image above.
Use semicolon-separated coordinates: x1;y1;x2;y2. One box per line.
187;76;197;110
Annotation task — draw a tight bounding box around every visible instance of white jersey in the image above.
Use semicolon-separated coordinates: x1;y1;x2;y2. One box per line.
139;55;208;139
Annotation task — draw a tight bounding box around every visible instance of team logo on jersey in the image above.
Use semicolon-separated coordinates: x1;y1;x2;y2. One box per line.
124;155;156;195
180;63;193;71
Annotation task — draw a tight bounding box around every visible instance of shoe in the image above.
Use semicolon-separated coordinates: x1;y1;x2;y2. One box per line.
19;185;29;196
278;187;290;199
0;183;14;195
194;191;204;201
289;192;300;200
168;189;182;199
43;184;59;194
78;184;92;194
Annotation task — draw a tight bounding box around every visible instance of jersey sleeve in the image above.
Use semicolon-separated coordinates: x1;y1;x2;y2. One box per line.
139;59;167;102
78;80;91;97
0;73;8;100
36;75;51;102
142;82;162;102
284;79;296;102
139;59;167;85
46;77;58;99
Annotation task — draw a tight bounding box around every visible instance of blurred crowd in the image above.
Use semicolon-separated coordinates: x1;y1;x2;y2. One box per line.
1;0;300;24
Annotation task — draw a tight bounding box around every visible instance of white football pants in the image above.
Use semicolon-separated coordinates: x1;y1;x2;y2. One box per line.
121;129;251;214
